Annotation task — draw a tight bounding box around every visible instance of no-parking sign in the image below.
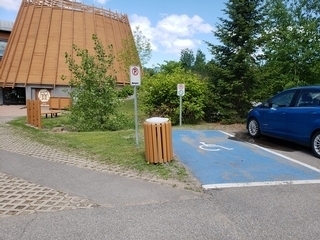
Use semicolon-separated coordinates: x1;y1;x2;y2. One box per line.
130;66;141;86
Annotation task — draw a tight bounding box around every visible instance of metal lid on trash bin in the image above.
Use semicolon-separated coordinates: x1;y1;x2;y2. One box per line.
145;117;169;123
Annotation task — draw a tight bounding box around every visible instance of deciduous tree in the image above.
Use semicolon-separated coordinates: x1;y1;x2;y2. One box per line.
62;34;122;131
261;0;320;94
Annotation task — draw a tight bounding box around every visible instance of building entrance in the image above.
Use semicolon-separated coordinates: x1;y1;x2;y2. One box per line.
2;87;26;105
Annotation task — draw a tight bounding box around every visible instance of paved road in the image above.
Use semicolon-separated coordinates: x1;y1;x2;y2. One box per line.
1;105;320;239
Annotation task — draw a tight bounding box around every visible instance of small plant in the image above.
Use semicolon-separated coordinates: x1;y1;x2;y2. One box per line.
117;85;134;99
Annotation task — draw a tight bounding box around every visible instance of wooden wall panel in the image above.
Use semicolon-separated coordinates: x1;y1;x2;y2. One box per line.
84;12;95;51
23;8;40;84
73;12;84;47
57;10;73;84
11;7;33;83
29;8;51;84
42;8;61;84
0;0;138;88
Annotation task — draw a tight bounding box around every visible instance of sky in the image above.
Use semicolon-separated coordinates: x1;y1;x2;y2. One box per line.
0;0;227;67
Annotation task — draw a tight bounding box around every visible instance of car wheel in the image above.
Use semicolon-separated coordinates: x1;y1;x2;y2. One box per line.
311;131;320;158
248;118;260;138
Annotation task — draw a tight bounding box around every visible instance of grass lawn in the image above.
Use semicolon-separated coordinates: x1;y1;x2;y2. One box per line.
8;99;197;188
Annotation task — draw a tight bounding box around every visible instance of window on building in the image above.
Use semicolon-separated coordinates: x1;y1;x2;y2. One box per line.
0;39;8;60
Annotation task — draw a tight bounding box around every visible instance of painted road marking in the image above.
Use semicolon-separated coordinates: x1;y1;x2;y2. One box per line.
202;179;320;190
172;130;320;189
199;142;233;151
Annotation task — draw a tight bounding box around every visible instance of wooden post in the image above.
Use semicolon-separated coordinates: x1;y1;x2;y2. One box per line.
26;99;41;128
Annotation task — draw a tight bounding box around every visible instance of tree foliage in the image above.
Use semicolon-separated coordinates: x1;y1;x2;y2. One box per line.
140;63;207;125
133;26;152;67
206;0;264;123
62;34;123;132
117;25;152;77
193;49;207;76
260;0;320;96
179;48;207;77
180;48;195;71
117;33;140;80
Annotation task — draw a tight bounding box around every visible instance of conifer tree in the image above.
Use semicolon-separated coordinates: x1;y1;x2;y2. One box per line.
206;0;264;122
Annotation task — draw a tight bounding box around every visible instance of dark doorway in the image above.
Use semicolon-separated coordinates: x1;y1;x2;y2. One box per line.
3;87;26;105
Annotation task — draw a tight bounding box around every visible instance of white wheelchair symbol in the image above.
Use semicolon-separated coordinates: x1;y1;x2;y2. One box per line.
199;142;233;152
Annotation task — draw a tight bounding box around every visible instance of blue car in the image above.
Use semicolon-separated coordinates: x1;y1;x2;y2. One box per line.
247;86;320;158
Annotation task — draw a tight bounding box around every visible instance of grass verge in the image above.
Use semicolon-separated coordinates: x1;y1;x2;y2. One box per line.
7;100;197;189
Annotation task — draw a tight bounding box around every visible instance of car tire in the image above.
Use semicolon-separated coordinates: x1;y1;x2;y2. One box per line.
248;118;260;138
311;131;320;158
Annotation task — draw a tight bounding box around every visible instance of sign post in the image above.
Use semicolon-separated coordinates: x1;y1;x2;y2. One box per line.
130;66;141;147
177;84;185;126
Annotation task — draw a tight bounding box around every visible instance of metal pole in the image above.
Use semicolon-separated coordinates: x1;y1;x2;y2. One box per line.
134;86;139;146
179;95;182;126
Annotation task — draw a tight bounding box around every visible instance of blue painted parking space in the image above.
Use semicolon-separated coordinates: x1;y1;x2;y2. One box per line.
172;130;320;189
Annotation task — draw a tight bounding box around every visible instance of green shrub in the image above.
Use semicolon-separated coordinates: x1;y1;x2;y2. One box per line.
117;85;134;98
140;66;207;125
104;112;134;131
62;34;121;132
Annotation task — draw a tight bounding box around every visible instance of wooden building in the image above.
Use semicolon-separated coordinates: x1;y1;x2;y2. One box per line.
0;0;137;105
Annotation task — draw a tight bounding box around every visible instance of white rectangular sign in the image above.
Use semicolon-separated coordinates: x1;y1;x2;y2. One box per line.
130;65;141;86
177;84;185;96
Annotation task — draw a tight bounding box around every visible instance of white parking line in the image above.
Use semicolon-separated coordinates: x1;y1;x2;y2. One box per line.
219;130;320;173
207;130;320;190
203;180;320;190
252;143;320;173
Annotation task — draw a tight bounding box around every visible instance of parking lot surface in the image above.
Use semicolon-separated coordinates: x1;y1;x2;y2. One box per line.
1;105;320;239
173;130;320;189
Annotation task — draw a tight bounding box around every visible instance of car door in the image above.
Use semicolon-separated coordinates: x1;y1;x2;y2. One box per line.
260;90;297;138
286;89;320;145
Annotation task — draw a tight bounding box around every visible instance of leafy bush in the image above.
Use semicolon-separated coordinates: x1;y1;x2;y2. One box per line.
62;34;121;131
117;85;134;98
140;66;207;125
104;112;134;131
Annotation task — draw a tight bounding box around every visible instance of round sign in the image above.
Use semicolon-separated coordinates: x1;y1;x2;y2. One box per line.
132;67;139;76
38;89;51;103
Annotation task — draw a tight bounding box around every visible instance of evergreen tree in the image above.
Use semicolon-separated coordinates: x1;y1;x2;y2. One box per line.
180;48;195;71
206;0;264;122
193;49;207;77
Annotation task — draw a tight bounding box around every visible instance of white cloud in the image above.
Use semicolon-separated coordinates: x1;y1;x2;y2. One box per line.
130;14;158;51
94;0;109;4
157;14;212;37
129;14;213;56
0;0;21;11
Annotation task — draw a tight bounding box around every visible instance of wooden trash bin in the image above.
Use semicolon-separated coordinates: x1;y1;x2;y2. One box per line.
143;117;173;164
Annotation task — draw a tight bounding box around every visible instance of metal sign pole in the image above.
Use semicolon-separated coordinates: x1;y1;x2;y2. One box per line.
134;86;139;146
179;95;182;126
177;83;185;127
130;65;141;148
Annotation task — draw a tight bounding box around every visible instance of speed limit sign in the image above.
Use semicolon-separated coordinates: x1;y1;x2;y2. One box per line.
177;84;185;96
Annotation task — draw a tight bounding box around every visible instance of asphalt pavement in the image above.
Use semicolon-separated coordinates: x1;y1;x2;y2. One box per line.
1;105;320;240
